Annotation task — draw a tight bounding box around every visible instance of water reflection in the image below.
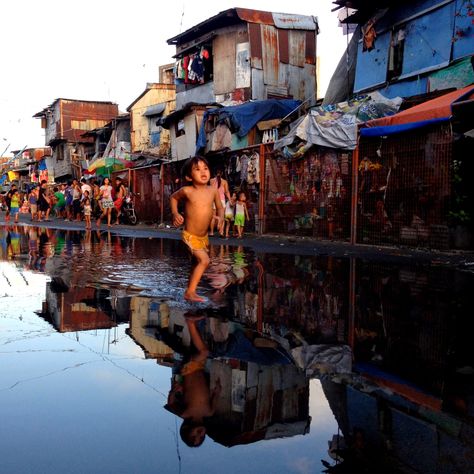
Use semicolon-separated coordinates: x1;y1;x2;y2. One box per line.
1;224;474;473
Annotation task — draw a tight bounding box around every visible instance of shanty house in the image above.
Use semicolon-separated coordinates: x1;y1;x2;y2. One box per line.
127;82;176;158
33;99;118;181
167;8;318;111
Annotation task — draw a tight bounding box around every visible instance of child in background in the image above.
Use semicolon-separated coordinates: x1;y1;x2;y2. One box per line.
28;187;38;221
234;191;249;238
9;189;20;224
82;190;92;229
224;192;236;238
170;156;224;302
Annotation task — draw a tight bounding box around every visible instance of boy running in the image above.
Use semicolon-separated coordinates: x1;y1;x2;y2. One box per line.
170;156;224;302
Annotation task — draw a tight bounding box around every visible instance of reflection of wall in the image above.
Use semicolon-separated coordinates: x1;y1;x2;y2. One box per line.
206;358;310;447
128;296;173;365
45;283;115;333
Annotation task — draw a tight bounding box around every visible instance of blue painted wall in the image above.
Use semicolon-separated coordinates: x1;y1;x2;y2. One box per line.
354;0;474;96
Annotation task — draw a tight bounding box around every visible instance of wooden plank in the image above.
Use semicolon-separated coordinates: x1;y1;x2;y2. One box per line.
305;31;316;64
213;32;236;95
210;360;233;415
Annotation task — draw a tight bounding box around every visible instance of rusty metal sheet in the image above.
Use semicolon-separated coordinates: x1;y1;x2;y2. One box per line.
251;68;265;100
304;64;316;104
305;31;316;65
278;62;289;89
236;8;274;25
272;12;318;30
278;29;289;64
289;30;305;68
261;24;279;86
248;23;262;70
288;65;303;100
213;32;237;95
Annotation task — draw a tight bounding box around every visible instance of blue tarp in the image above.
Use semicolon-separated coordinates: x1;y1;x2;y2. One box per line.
360;117;450;137
196;99;301;153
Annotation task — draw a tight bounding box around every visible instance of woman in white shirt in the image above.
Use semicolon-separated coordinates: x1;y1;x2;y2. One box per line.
96;177;114;227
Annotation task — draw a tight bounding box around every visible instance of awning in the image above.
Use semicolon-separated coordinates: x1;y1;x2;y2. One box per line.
360;85;474;137
143;103;166;117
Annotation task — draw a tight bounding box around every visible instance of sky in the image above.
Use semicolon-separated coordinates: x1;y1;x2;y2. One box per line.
0;0;349;154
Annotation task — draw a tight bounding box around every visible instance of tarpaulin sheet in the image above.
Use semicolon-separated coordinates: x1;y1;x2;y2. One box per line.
275;91;402;151
361;85;474;137
196;99;301;152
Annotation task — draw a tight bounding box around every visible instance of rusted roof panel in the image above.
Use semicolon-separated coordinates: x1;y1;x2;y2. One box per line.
167;8;317;46
272;13;318;30
278;29;289;64
236;8;274;25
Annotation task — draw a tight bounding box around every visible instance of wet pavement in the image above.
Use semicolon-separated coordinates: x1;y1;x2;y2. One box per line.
1;223;474;473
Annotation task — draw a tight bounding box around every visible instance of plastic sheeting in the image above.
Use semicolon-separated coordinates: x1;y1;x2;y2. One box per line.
291;344;353;377
275;92;402;152
196;99;301;152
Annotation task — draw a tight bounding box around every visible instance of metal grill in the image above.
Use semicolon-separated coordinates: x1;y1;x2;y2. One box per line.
263;148;352;240
357;123;453;249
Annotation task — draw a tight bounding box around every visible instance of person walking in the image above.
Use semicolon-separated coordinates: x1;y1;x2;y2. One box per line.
209;169;230;236
234;191;249;239
38;180;51;221
96;177;114;228
113;176;127;224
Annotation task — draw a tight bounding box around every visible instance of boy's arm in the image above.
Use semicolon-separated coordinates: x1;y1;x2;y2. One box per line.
170;188;185;227
214;190;225;233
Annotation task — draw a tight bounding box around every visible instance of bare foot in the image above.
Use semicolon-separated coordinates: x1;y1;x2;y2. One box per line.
184;291;207;303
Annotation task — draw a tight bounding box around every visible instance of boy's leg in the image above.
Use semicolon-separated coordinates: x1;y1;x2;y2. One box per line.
185;249;210;302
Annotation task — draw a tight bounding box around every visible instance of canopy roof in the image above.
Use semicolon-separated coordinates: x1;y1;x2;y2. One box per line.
361;85;474;137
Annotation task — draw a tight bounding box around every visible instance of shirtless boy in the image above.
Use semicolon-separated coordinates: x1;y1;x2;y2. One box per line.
170;156;224;302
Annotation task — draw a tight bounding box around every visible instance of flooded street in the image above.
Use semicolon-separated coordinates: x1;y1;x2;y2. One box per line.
1;225;473;473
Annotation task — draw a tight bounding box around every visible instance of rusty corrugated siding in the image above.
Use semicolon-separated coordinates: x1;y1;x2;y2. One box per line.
288;30;305;68
61;101;118;143
261;25;279;86
305;31;316;65
213;32;237;95
278;29;289;64
248;23;263;69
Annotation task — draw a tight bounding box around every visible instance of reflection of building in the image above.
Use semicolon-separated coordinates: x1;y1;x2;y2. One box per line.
206;358;310;447
44;281;116;332
127;296;174;366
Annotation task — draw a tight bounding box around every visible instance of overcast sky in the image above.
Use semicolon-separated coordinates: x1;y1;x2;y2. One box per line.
0;0;348;154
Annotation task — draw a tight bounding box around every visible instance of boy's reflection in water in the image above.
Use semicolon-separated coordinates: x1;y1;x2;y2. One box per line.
166;311;221;447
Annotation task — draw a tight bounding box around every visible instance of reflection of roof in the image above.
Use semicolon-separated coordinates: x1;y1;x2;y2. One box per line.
361;85;474;136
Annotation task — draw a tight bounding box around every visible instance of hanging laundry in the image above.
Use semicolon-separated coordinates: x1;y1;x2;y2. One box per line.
362;18;377;51
247;152;260;184
239;153;249;182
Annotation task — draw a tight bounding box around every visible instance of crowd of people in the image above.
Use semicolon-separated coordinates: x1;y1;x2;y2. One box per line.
0;176;128;229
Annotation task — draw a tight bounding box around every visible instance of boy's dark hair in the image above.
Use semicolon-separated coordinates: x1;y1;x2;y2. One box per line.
181;156;209;180
180;419;206;447
53;186;58;192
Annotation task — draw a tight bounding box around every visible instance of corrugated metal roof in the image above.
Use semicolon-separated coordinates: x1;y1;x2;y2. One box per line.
272;13;318;30
143;103;167;117
167;8;317;46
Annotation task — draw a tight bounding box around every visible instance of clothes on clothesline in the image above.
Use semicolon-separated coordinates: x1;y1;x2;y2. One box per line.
174;47;210;84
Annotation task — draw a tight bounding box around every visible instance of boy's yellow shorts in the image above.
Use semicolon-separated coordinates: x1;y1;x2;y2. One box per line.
182;230;209;252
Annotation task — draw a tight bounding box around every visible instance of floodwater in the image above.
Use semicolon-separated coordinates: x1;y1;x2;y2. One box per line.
1;224;473;474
